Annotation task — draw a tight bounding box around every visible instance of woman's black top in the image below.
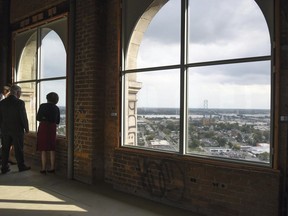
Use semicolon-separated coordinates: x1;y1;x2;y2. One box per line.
36;103;60;124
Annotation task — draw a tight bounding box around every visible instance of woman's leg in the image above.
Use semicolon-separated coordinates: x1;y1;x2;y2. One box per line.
41;151;46;171
50;151;55;171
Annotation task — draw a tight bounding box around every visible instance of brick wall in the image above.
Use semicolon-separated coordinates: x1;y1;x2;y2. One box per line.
104;0;121;183
74;0;106;183
0;0;4;84
279;0;288;214
111;150;279;216
7;0;286;215
0;0;10;87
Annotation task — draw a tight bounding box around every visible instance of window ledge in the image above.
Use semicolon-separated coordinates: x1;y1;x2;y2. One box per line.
115;146;279;174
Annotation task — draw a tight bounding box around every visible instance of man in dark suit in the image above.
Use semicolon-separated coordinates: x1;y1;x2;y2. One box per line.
0;85;30;174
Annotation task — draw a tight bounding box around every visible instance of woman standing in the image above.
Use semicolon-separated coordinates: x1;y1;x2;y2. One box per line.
37;92;60;174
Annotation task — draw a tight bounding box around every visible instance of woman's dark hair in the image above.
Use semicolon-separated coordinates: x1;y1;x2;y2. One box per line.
46;92;59;104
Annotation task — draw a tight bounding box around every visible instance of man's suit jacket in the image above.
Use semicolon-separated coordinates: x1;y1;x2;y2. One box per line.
0;95;29;136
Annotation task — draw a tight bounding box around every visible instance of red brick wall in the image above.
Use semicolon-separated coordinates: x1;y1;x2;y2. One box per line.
104;0;121;183
74;0;106;183
278;0;288;214
111;150;279;216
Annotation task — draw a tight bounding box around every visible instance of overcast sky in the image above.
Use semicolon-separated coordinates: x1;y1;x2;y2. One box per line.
41;31;66;107
135;0;271;109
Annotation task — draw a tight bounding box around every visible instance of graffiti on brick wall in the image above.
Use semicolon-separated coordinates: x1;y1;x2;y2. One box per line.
136;158;185;202
74;107;88;152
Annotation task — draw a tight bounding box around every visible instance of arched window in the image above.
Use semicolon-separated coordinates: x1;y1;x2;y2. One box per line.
122;0;273;165
14;18;67;135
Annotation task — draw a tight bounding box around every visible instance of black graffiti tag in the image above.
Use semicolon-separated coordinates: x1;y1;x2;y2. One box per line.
137;158;185;202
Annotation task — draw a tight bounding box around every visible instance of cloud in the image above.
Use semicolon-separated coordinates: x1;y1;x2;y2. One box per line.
40;31;66;106
40;79;66;106
188;68;270;109
142;0;270;58
189;61;270;85
136;69;180;108
133;0;272;109
142;0;181;44
41;31;66;78
138;40;180;68
189;0;268;43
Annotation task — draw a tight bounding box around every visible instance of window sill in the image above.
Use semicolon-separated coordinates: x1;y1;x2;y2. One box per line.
116;146;279;174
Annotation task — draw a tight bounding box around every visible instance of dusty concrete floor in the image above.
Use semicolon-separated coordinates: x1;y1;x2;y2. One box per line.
0;165;200;216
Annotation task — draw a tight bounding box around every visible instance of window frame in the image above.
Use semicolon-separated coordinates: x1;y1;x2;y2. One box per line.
12;16;67;136
121;0;275;167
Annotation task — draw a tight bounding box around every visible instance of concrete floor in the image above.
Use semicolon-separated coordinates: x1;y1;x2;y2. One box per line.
0;165;199;216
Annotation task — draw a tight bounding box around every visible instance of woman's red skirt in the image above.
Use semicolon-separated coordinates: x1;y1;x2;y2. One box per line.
37;122;57;151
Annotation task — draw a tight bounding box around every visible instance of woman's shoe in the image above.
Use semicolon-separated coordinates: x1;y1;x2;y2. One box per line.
40;170;46;174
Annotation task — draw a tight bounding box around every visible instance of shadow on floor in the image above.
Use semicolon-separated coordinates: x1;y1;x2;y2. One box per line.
0;165;201;216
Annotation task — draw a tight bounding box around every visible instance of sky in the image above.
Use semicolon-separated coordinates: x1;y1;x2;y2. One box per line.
133;0;271;109
41;31;66;107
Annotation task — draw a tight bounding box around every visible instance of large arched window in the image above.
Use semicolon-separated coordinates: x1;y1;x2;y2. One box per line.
122;0;273;165
14;18;67;135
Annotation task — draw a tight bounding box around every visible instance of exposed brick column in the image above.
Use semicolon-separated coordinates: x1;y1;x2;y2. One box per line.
104;0;121;183
74;0;106;183
276;0;288;215
0;0;10;87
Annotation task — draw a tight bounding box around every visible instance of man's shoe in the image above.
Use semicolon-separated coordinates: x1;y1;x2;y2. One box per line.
19;166;31;172
8;160;17;165
1;167;10;174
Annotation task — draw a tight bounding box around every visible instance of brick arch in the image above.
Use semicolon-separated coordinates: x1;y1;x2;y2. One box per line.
125;0;168;70
17;28;54;81
124;0;168;146
17;32;37;81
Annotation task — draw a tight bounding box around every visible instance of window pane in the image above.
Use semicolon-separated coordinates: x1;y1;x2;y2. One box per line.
39;80;66;136
122;0;272;164
126;0;181;69
187;61;271;163
40;29;66;79
123;69;180;152
188;0;271;63
19;82;36;131
14;18;67;134
16;32;37;81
